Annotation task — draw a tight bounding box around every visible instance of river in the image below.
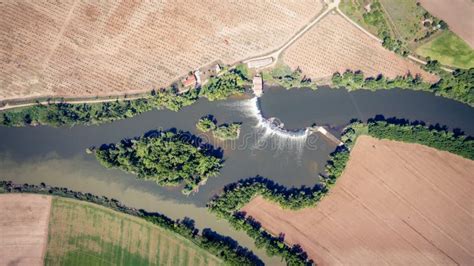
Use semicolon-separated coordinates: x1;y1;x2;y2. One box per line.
0;86;472;264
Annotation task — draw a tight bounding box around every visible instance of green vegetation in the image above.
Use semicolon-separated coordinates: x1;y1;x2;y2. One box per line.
339;0;447;56
199;72;247;101
331;70;427;91
331;69;474;106
431;68;474;105
196;117;217;132
261;63;315;89
196;116;241;141
0;181;262;265
214;124;241;140
234;64;252;81
368;119;474;160
46;197;224;266
1;70;248;127
339;0;389;38
208;177;321;265
207;118;473;265
416;31;474;69
1;89;198;127
94;131;223;195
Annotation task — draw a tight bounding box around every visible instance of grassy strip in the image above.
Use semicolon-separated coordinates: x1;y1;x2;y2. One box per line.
0;70;248;127
207;118;473;265
0;181;263;266
93;130;223;195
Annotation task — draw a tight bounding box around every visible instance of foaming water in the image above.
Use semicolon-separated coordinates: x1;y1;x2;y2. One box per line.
228;97;313;156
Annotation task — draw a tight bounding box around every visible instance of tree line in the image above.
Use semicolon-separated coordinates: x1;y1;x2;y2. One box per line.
0;181;263;265
331;68;474;106
196;115;241;140
207;117;473;265
367;118;474;160
94;130;223;195
1;69;249;127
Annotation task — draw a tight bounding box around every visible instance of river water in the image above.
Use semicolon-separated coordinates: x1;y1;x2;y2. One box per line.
0;86;472;264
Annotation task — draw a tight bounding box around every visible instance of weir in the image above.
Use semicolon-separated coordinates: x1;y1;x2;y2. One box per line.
235;97;343;154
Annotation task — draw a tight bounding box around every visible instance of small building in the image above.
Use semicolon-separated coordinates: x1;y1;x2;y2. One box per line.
252;75;263;97
182;74;196;88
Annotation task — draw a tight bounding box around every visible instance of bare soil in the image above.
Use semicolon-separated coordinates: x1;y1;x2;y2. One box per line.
242;135;474;265
0;194;52;266
0;0;323;101
418;0;474;48
282;13;438;83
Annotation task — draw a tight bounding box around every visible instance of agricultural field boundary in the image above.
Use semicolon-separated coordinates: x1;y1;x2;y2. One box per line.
1;0;453;111
0;182;263;266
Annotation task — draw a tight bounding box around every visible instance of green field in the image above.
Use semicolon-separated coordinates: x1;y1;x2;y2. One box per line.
44;197;223;266
416;31;474;69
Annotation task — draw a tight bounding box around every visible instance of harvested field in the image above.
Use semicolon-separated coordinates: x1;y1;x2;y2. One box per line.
242;135;474;265
45;197;223;265
0;194;52;266
0;0;323;102
418;0;474;48
282;13;438;83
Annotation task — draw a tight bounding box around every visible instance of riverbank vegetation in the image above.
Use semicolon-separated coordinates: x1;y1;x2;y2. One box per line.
0;181;262;265
331;68;474;106
46;197;224;265
199;71;247;101
0;70;248;127
208;117;473;265
196;116;241;140
94;130;223;195
261;64;315;90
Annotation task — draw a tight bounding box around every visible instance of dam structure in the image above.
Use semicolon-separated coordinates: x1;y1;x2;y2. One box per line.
237;97;343;154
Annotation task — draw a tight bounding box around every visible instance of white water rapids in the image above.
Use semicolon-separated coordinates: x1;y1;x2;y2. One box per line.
227;97;314;157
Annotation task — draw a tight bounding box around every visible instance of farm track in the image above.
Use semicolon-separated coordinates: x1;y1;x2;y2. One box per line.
0;0;324;104
0;0;445;110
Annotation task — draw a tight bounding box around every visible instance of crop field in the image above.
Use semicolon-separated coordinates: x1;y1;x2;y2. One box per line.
416;31;474;69
0;0;323;102
0;194;52;266
45;197;222;266
282;13;437;82
242;136;474;265
418;0;474;48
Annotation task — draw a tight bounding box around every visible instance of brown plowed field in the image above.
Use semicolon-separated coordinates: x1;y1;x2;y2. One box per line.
282;13;438;83
0;0;323;101
0;194;52;266
242;136;474;265
418;0;474;48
